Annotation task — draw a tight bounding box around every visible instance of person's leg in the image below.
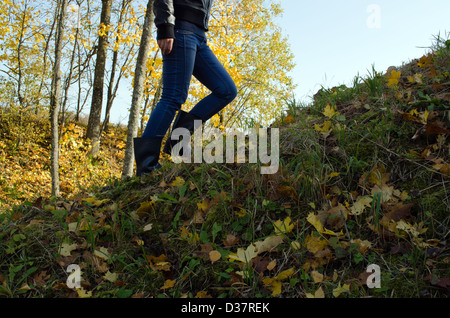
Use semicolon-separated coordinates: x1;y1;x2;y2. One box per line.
189;40;238;122
135;30;198;175
141;29;199;138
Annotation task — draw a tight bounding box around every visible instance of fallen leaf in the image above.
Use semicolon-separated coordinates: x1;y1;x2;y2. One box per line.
195;290;212;298
76;287;92;298
276;267;295;281
161;279;175;290
143;223;153;232
254;235;284;254
322;104;337;118
94;247;110;260
223;234;239;248
103;271;118;283
306;287;325;298
311;270;324;283
267;259;277;271
60;243;77;257
227;244;258;263
350;196;373;216
386;70;401;87
307;213;343;237
273;217;294;235
314;121;332;133
262;277;282;296
333;282;350;297
209;250;222;264
171;177;185;187
83;197;110;207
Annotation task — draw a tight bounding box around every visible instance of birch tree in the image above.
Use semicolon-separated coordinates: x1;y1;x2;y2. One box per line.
49;0;68;197
85;0;112;156
121;0;154;178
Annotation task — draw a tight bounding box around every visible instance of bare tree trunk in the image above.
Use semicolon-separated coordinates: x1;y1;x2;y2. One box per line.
121;0;154;178
85;0;112;156
101;0;131;134
50;0;68;197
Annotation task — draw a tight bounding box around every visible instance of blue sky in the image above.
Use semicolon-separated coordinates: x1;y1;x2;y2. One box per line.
276;0;450;103
110;0;450;125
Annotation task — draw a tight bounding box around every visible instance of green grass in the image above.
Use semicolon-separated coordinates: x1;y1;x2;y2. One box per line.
1;35;449;299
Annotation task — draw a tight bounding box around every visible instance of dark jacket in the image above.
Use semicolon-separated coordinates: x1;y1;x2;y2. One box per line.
153;0;213;40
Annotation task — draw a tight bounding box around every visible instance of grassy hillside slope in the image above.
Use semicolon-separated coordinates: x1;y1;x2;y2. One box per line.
0;37;449;298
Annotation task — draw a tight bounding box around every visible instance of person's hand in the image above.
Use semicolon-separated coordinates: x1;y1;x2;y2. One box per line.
158;38;174;55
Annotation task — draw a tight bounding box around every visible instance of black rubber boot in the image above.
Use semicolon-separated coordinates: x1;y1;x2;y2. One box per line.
133;137;163;177
163;110;203;156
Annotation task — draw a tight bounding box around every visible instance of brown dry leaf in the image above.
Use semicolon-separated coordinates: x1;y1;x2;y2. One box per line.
432;163;450;176
426;121;450;136
371;184;394;203
267;259;277;271
252;256;271;273
254;235;284;254
325;204;348;230
367;165;390;185
382;203;415;223
223;234;239;248
276;185;298;201
33;271;50;286
209;250;222;264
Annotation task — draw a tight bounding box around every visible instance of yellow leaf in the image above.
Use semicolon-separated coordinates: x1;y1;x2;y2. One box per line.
276;267;295;281
304;233;328;254
327;172;340;179
161;279;175;290
311;270;324;283
195;291;211;298
197;199;209;212
136;201;155;216
290;241;301;250
284;114;295;123
83;197;110;207
273;217;294;235
350;196;373;216
171;176;185;187
306;213;342;236
332;282;350;297
227;244;258;263
386;70;401;87
94;247;110;260
306;287;325;298
407;73;423;84
314;121;332;133
322;104;337;118
262;277;282;296
234;208;247;217
60;243;77;257
76;287;92;298
180;227;200;243
103;271;118;283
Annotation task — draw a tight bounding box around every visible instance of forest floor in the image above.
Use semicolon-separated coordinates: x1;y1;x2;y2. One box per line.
0;37;449;299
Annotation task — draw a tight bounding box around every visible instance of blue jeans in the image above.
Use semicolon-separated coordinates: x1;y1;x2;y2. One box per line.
142;21;237;138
